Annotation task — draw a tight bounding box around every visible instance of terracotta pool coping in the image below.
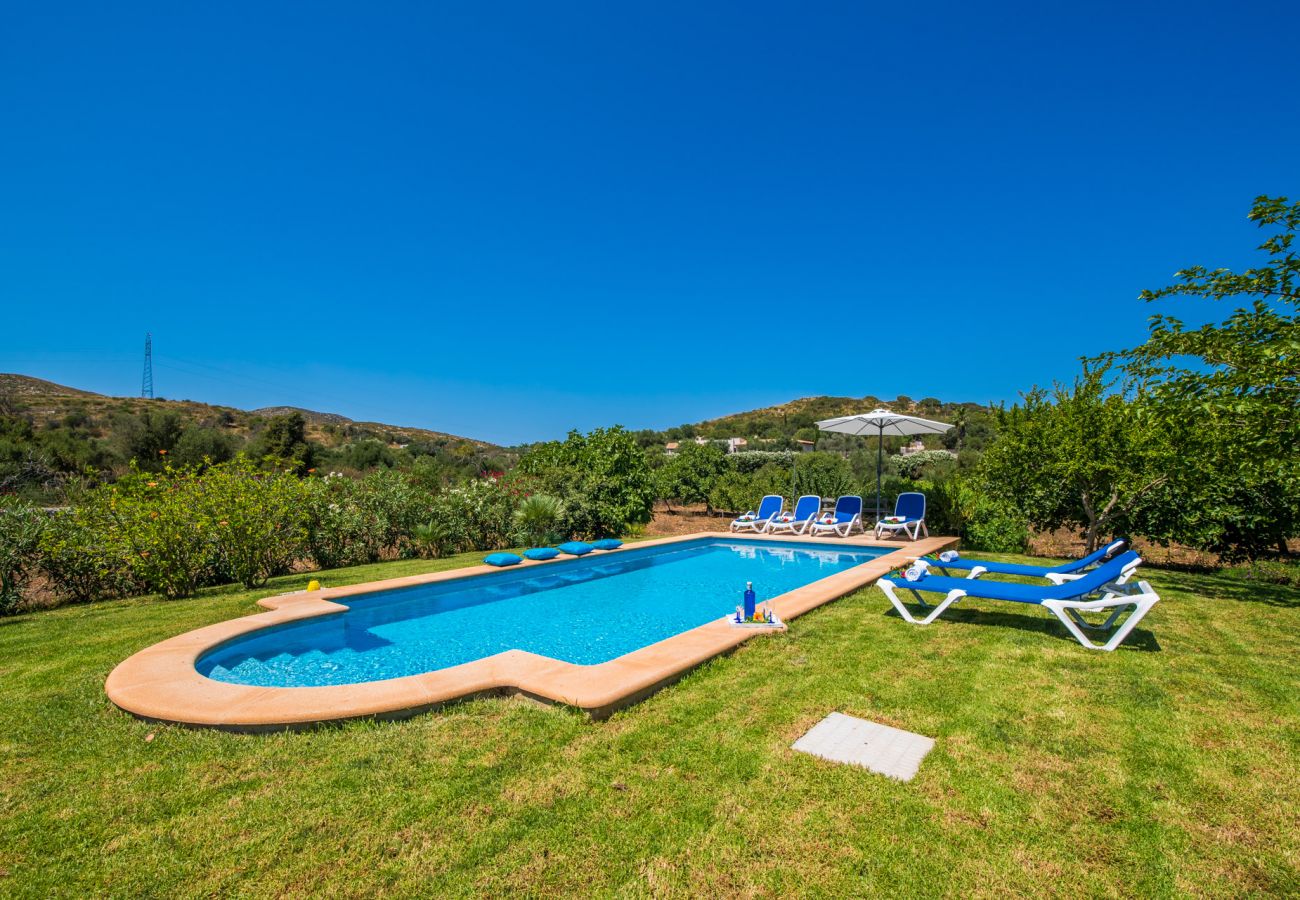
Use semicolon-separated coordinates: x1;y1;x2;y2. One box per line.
105;531;956;730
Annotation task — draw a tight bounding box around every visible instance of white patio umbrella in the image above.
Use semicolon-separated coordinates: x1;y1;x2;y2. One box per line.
815;409;953;523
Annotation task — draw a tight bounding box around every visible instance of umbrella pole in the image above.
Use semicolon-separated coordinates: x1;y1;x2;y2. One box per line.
875;425;883;524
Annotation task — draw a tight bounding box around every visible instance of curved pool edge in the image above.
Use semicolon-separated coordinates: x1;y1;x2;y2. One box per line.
105;532;956;730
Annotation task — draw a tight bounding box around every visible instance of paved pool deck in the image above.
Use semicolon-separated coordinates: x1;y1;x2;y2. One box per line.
105;531;956;730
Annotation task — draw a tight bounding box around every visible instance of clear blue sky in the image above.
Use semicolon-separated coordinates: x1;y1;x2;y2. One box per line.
2;2;1296;445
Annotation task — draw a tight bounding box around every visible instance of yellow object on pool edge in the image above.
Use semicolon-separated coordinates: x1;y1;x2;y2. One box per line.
306;580;321;592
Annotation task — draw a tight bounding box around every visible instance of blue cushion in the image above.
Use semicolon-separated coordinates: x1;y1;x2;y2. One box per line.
557;541;594;556
483;552;522;567
523;547;560;561
592;539;623;550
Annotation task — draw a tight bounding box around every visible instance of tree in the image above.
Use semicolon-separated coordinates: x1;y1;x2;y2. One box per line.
979;366;1180;552
249;412;316;475
517;427;655;538
338;439;397;471
656;441;727;511
1107;194;1300;557
114;408;185;469
792;452;856;501
171;425;238;470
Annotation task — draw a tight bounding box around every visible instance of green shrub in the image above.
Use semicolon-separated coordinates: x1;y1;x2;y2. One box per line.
302;469;437;566
707;471;757;515
101;465;219;600
303;476;374;569
199;458;310;588
171;425;239;469
728;450;794;474
962;509;1031;554
423;478;518;555
943;475;1030;553
793;452;855;500
751;463;794;500
656;442;728;509
0;498;46;613
38;504;139;604
353;469;434;559
409;521;453;559
519;427;655;538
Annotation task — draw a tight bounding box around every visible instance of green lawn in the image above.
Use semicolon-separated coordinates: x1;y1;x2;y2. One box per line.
2;552;1298;897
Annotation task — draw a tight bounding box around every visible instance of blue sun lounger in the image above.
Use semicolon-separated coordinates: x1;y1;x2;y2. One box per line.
874;492;928;540
767;494;821;535
876;551;1158;651
730;494;784;533
931;538;1130;584
809;495;864;537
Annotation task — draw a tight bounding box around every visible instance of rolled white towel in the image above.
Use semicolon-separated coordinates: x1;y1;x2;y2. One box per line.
903;562;928;582
938;550;959;563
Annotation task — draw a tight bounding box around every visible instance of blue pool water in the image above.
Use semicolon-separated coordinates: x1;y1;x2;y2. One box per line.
197;538;888;687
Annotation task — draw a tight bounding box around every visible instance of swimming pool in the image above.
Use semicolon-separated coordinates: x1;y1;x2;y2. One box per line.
107;532;953;727
198;538;888;687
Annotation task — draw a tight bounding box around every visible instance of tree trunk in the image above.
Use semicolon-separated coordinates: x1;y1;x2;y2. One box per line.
1080;491;1100;554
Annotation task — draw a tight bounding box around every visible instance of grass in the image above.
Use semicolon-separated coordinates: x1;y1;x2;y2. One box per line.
2;550;1298;897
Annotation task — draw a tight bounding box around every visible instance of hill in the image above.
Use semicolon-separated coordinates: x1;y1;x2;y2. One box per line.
651;394;996;451
0;373;511;499
252;406;353;426
0;374;496;450
0;374;102;400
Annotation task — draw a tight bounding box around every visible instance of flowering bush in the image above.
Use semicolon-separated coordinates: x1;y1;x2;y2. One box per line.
303;469;438;566
890;449;958;481
353;469;435;558
101;465;220;600
417;477;519;557
198;458;310;588
302;476;375;569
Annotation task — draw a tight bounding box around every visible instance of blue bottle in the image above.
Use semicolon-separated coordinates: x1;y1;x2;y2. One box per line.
743;582;756;621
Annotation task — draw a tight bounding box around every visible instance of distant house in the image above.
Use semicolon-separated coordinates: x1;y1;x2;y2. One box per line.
899;439;926;456
666;437;749;454
795;439;815;452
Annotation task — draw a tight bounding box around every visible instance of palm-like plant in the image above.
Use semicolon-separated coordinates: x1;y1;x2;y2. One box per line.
513;494;565;547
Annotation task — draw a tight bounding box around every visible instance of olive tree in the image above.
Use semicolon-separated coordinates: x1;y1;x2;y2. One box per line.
1105;194;1300;557
979;366;1180;552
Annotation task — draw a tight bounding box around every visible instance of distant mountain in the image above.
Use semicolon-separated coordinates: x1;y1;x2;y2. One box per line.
252;406;353;426
0;373;497;449
0;374;102;399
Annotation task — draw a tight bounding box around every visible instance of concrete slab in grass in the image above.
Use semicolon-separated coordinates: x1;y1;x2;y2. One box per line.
793;712;935;782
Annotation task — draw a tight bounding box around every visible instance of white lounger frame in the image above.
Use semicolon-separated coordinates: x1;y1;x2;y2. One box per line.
731;514;778;533
809;513;863;538
731;496;783;533
766;496;821;536
766;514;817;536
874;517;928;541
876;558;1158;652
